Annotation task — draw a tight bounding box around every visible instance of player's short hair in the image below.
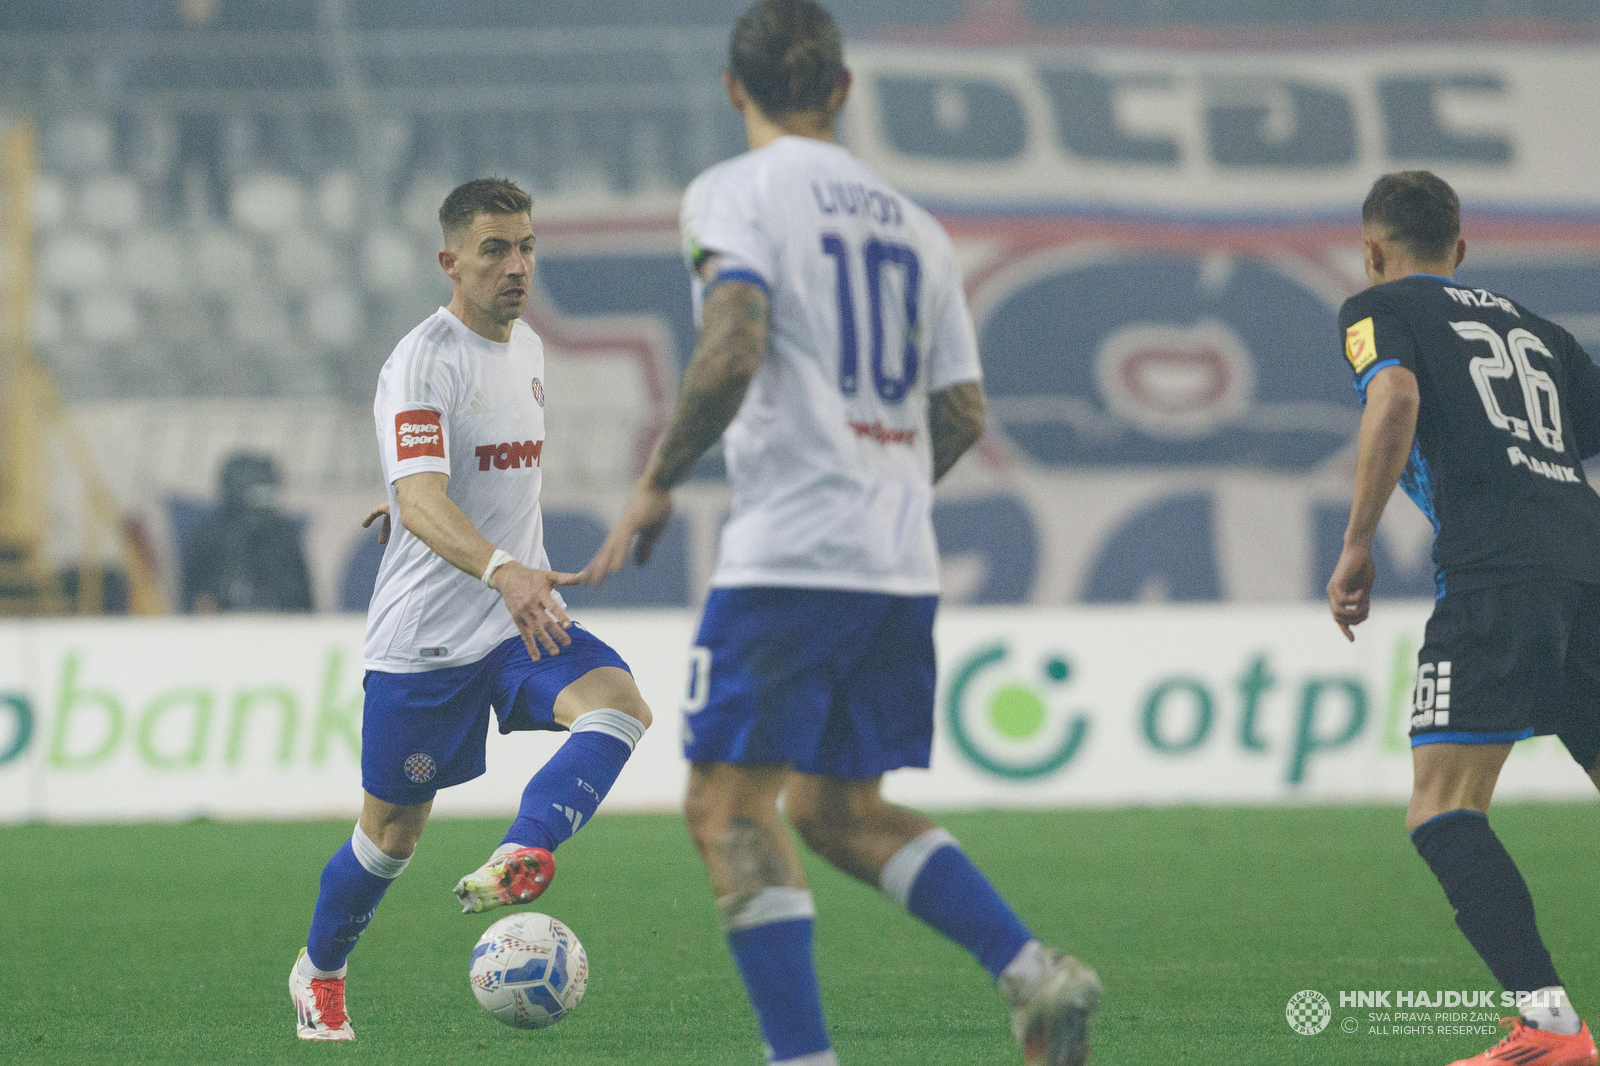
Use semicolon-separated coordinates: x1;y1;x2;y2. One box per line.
728;0;846;120
1362;171;1460;262
438;178;532;243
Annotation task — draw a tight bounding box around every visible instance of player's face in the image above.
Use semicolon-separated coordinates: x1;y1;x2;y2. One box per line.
444;212;536;325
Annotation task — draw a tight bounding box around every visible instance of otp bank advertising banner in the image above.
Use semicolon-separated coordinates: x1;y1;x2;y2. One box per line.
0;607;1593;824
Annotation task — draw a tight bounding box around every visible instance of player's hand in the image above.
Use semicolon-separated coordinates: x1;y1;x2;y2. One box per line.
580;482;673;585
362;504;392;545
1326;542;1376;642
491;561;583;661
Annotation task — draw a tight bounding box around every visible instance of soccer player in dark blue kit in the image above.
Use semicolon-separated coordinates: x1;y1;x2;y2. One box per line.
1328;170;1600;1066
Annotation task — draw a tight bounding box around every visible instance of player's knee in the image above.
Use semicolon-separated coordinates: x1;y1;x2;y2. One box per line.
786;804;828;852
683;775;721;845
367;819;423;860
785;793;850;859
617;696;652;731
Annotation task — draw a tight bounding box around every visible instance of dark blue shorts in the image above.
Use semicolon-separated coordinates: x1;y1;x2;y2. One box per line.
682;587;938;780
362;626;629;805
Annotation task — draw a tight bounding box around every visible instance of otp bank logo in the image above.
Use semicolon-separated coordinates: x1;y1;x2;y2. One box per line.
0;694;33;768
944;644;1088;779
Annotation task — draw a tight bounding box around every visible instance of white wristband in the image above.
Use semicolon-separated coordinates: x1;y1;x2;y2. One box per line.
481;548;515;588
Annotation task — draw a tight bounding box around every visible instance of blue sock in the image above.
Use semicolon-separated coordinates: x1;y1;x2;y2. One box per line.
882;828;1033;980
502;708;643;851
724;888;832;1064
1412;809;1562;994
305;823;410;972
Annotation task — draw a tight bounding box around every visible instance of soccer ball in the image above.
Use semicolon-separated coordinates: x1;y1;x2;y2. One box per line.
468;912;588;1029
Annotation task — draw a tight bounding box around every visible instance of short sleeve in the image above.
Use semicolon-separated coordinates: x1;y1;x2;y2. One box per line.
377;328;460;484
680;164;780;293
1338;290;1417;400
928;253;982;391
1563;333;1600;459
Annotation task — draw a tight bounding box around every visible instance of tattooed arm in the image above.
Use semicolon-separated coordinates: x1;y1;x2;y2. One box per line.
929;380;986;484
582;263;768;581
643;276;768;491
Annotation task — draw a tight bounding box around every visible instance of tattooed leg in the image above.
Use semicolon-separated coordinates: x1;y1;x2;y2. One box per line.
685;762;833;1064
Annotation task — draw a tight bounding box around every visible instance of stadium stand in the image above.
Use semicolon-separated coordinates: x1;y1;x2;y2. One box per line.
0;0;1596;614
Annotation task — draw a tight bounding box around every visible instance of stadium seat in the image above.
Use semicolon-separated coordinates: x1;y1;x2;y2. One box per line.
80;174;143;233
228;290;292;346
362;230;418;291
117;231;187;297
76;291;142;346
30;295;63;348
402;176;456;235
30;174;69;232
316;171;357;232
43;114;114;175
39;231;110;294
188;228;258;294
272;228;340;292
232;172;305;233
305;287;363;349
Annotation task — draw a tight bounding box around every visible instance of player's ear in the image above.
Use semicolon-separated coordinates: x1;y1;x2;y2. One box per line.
439;247;458;281
827;69;852;116
1453;237;1467;269
1363;236;1385;281
724;69;745;113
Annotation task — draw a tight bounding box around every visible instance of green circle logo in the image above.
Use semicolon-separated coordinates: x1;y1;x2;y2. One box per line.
945;644;1089;780
988;684;1046;739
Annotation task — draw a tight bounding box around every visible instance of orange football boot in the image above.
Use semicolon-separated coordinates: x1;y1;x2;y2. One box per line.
1448;1018;1598;1066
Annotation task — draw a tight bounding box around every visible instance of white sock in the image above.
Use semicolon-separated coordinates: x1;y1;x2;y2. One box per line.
298;953;347;981
350;821;410;879
1522;986;1582;1035
879;827;957;907
997;939;1047;1007
569;707;646;751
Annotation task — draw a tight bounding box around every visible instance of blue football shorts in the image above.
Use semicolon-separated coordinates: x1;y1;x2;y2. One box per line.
682;587;939;780
361;625;629;805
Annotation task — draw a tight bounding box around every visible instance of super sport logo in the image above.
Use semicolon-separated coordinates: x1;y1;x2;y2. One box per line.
395;410;445;460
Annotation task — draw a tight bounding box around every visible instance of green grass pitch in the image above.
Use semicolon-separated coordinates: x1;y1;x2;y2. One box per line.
2;804;1595;1065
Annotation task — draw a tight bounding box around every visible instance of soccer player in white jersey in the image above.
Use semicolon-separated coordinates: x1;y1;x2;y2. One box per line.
288;179;653;1041
584;4;1100;1064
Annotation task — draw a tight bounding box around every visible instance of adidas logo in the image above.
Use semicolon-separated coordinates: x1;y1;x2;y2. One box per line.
551;803;584;835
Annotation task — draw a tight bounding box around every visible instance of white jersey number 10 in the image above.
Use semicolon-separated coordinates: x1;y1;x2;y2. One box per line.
821;233;922;404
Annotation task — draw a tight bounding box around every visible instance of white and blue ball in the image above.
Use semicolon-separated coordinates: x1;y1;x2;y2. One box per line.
469;912;588;1029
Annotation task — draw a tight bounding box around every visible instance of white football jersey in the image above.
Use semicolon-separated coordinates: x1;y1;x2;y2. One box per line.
680;136;982;594
365;307;560;673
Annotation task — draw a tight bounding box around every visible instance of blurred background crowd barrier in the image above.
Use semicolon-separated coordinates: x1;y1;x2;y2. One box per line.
2;0;1599;617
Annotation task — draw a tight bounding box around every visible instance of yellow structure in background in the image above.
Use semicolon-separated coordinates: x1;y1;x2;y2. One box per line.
0;121;164;615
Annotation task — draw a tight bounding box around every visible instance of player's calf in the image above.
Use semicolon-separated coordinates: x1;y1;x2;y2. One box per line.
494;705;647;856
876;826;1102;1063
